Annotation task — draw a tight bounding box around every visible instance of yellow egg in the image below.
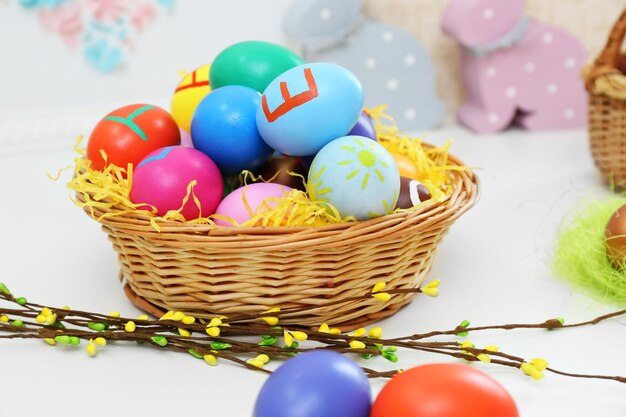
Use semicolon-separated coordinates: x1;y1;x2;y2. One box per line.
170;63;212;132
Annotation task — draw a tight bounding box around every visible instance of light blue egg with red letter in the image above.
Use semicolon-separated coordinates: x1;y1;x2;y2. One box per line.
256;63;364;156
307;135;400;220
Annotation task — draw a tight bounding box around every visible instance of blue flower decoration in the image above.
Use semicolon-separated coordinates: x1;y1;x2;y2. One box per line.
84;39;123;73
18;0;66;8
157;0;174;9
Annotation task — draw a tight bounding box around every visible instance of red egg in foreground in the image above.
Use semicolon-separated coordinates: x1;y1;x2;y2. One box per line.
371;363;519;417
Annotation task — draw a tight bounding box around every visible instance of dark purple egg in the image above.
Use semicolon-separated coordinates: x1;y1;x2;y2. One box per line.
348;110;377;141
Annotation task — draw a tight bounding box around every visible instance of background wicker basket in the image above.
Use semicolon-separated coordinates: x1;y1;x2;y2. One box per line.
77;144;478;330
586;8;626;190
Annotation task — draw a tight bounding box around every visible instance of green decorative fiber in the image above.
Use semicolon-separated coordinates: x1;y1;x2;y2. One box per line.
554;197;626;305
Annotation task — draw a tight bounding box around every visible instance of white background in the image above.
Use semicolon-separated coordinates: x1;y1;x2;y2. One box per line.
0;0;293;150
1;1;626;417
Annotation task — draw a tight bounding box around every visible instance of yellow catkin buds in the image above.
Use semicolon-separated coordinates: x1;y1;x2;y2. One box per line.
247;354;270;368
206;327;221;337
283;329;307;347
125;321;136;333
204;354;218;366
421;279;440;297
349;340;366;349
368;327;383;339
86;340;97;357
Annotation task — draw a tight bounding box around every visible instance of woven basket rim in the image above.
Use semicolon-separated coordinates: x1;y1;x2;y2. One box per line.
77;145;479;249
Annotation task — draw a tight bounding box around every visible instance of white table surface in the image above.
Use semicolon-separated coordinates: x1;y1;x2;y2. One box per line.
1;125;625;417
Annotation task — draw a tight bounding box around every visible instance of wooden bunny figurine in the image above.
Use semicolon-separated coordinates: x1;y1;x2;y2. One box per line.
442;0;588;133
284;0;444;131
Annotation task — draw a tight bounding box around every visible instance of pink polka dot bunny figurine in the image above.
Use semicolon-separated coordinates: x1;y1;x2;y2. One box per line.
442;0;588;133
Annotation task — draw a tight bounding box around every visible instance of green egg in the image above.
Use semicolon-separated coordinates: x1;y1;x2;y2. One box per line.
209;41;304;93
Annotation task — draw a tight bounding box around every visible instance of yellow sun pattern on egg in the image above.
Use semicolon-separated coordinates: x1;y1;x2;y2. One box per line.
308;138;398;219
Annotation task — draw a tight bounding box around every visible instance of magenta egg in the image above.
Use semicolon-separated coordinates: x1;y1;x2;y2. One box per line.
214;182;293;226
130;146;223;219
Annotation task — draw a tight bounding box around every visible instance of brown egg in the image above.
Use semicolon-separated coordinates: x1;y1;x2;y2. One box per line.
252;155;307;191
395;176;432;209
605;204;626;266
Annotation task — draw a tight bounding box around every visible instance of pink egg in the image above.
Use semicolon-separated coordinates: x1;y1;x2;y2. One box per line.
179;128;194;148
214;182;293;226
130;146;223;219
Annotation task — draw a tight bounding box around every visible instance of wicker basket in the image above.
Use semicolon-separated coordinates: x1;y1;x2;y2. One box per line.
586;8;626;190
77;144;478;330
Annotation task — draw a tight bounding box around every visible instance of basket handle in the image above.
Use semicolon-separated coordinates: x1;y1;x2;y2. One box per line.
586;7;626;89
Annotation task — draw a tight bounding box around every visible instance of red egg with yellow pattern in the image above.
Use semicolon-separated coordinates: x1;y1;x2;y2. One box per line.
86;104;180;172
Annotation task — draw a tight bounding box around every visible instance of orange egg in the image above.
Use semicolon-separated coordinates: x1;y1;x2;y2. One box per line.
389;151;420;180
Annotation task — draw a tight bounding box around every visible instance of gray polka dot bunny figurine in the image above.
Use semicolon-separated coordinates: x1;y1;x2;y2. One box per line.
283;0;445;132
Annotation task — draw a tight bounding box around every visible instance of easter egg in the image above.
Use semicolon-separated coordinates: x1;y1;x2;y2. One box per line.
348;110;377;141
130;146;223;219
214;182;293;226
307;136;400;220
179;128;193;147
257;63;364;156
170;63;212;133
210;41;304;93
253;351;371;417
396;177;432;209
191;85;272;175
253;155;307;191
370;363;519;417
389;151;420;180
605;204;626;266
87;104;180;172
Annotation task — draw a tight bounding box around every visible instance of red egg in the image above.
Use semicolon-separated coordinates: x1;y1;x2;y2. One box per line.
371;363;518;417
87;104;180;172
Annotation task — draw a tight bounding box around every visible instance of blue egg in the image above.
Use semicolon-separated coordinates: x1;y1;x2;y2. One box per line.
307;136;400;220
256;63;364;156
191;85;273;175
253;351;371;417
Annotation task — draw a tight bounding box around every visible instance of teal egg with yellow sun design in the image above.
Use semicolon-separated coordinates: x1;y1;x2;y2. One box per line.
307;135;400;220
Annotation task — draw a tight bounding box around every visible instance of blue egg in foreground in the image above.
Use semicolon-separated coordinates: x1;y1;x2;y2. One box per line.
256;63;364;156
191;85;272;175
308;135;400;220
253;351;371;417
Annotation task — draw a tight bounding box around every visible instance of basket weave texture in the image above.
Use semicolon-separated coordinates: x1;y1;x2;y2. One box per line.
586;8;626;190
77;145;478;330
